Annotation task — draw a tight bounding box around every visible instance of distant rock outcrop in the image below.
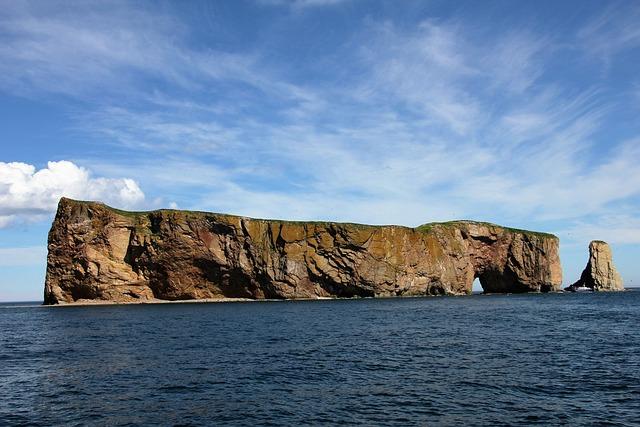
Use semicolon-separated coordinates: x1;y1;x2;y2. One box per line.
44;198;563;304
566;241;623;292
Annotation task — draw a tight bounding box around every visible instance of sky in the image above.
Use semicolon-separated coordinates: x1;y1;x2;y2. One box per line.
1;0;639;301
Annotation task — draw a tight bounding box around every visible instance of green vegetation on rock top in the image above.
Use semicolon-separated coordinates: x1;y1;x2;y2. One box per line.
415;220;557;239
62;198;557;239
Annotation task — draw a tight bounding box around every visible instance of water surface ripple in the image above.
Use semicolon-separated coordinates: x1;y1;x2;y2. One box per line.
1;291;639;426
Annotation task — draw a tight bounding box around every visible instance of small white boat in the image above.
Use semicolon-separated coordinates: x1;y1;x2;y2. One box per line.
564;285;593;292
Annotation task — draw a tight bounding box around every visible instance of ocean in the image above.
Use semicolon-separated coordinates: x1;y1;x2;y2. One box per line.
1;290;639;426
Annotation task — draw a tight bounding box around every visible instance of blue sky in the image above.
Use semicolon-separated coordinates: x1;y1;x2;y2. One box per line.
1;0;639;301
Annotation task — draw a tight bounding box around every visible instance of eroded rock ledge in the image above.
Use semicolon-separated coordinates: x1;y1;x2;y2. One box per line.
44;198;563;304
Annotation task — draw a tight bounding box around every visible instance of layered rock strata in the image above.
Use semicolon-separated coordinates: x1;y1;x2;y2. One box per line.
44;198;563;304
567;241;624;292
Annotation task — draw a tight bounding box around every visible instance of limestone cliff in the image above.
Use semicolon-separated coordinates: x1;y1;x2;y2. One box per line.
44;198;563;304
567;241;623;292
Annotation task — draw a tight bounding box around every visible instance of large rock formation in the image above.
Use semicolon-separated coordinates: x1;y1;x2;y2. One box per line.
44;198;563;304
567;241;624;292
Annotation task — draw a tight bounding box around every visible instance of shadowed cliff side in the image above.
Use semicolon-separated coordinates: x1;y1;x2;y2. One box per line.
44;198;563;304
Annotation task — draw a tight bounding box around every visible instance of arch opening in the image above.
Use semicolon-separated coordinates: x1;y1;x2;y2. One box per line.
474;268;530;294
471;278;482;293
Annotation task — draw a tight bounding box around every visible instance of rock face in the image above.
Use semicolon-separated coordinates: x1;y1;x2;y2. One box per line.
44;198;563;304
567;241;623;292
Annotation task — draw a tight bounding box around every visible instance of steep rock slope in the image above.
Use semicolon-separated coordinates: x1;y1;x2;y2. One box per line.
568;241;623;291
44;198;562;304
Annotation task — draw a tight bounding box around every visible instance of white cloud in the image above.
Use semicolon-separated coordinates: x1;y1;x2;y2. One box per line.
0;161;144;227
0;215;15;228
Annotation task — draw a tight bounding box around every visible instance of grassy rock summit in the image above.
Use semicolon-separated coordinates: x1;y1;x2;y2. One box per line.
44;198;563;304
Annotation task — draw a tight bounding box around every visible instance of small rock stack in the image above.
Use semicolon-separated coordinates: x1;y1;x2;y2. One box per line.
567;240;624;292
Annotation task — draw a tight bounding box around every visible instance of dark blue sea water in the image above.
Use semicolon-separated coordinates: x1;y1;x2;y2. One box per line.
1;291;639;426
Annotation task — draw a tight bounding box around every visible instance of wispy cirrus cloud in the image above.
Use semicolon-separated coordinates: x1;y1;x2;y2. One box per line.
357;20;483;136
43;9;633;239
1;1;639;249
577;2;640;63
562;214;640;246
0;1;190;97
482;31;551;94
256;0;353;9
0;0;309;106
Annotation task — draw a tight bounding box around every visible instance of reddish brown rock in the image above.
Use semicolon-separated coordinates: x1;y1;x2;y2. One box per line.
44;198;563;304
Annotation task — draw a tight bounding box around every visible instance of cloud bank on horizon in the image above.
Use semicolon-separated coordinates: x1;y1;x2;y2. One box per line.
1;0;639;298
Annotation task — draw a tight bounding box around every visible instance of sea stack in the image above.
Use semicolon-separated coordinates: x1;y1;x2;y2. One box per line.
44;198;563;304
567;241;624;292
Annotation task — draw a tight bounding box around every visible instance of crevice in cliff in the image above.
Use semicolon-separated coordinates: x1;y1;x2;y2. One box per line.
191;257;284;299
149;213;163;234
306;263;374;298
123;232;145;272
205;218;236;236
